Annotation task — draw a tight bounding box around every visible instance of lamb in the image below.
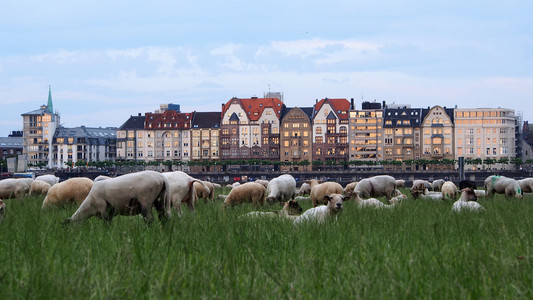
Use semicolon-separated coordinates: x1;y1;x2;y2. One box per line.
193;181;214;203
432;179;446;192
353;191;399;209
42;177;94;209
451;188;484;212
484;175;522;198
254;179;270;188
308;179;343;207
223;182;267;207
296;182;311;196
35;174;60;186
343;181;359;199
0;178;31;199
394;179;405;188
29;180;52;196
517;178;533;194
266;174;296;203
420;189;443;201
353;175;397;200
441;181;459;200
410;180;433;198
243;199;303;220
294;193;343;224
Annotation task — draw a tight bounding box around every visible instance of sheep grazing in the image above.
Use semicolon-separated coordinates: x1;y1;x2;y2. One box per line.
193;181;214;203
308;179;343;207
451;188;484;212
294;194;344;224
243;199;303;220
254;179;270;188
94;175;112;182
484;175;522;198
441;181;459;200
410;180;433;198
212;183;222;189
394;179;405;188
223;182;267;207
432;179;446;192
29;180;52;196
162;171;202;213
266;174;296;203
42;177;94;209
343;181;359;199
0;178;31;200
517;178;533;194
353;175;397;200
0;199;5;221
296;182;311;196
34;175;60;186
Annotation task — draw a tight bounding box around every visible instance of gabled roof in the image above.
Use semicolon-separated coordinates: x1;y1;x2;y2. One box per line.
383;107;423;127
192;112;221;129
313;98;350;120
229;112;239;121
421;106;455;124
21;106;52;116
281;106;314;122
145;110;192;130
118;115;145;130
326;111;337;120
222;97;284;122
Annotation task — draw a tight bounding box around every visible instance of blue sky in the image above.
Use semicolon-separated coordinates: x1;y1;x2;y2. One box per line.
1;0;532;137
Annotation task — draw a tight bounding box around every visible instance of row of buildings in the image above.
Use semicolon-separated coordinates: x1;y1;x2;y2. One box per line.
15;88;528;172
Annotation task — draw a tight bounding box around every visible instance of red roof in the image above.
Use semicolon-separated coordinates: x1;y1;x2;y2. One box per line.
145;110;192;130
314;98;350;120
222;97;284;122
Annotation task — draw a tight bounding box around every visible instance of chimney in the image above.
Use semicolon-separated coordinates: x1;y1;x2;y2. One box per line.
382;101;386;108
138;113;141;116
316;99;318;104
350;98;354;110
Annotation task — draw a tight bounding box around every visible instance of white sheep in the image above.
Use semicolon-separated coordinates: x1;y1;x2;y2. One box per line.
308;179;344;207
243;199;303;220
254;179;270;188
0;178;31;199
451;188;484;212
441;181;459;200
34;174;60;186
517;178;533;194
394;179;405;188
42;177;94;209
432;179;446;192
389;193;408;205
420;189;443;201
29;180;51;196
353;175;397;200
343;181;359;199
353;191;399;209
294;193;344;224
266;174;296;203
485;175;522;198
296;182;311;196
223;182;267;207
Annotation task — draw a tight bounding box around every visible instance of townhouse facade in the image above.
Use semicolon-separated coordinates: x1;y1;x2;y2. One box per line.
312;98;350;165
420;106;455;170
348;101;383;162
279;107;314;172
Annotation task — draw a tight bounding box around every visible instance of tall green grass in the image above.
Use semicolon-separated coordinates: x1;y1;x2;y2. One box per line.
1;191;532;299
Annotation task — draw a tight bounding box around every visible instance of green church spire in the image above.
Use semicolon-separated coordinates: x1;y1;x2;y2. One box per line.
47;85;54;113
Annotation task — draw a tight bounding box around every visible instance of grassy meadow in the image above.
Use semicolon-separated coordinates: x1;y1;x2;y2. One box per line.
1;188;533;299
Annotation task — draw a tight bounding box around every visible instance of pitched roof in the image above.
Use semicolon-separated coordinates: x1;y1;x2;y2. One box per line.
313;98;350;120
145;110;192;130
0;137;23;148
191;112;221;129
222;97;284;121
54;126;117;143
383;107;423;127
118;115;145;130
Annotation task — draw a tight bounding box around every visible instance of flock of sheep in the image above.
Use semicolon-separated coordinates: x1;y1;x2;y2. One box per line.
0;170;532;224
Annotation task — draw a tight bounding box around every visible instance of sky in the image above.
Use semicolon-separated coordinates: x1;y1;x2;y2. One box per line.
1;0;532;137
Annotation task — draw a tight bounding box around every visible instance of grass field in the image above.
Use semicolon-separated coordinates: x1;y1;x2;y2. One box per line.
1;189;532;299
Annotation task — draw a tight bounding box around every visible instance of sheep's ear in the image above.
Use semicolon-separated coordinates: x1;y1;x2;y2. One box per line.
324;195;331;201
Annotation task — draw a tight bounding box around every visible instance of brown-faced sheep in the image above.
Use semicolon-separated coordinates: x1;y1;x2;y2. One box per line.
42;177;94;209
223;182;267;207
308;179;344;207
410;180;433;198
29;180;52;196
